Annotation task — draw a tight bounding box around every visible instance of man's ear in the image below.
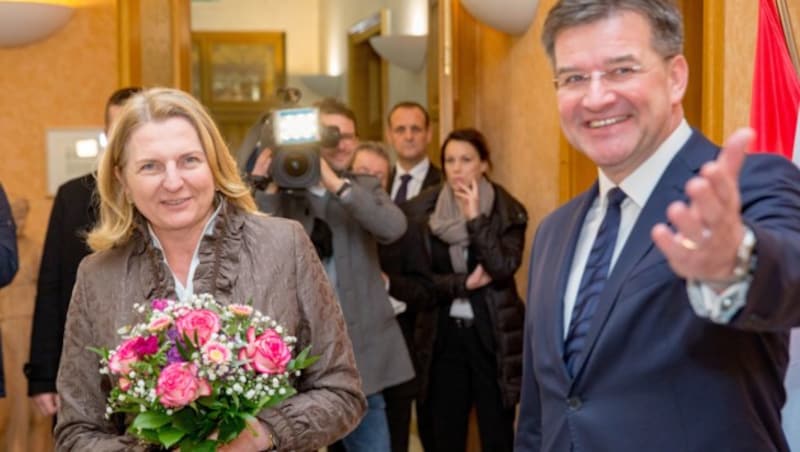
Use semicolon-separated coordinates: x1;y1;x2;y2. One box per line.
668;54;689;105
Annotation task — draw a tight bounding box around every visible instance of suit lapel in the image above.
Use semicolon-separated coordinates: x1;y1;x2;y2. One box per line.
568;131;716;383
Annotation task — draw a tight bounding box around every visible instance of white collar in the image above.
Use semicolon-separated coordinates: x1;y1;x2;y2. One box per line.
598;119;692;208
396;158;431;181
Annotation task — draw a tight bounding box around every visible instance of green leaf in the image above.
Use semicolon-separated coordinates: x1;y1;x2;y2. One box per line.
130;427;160;444
131;411;171;430
218;415;246;444
86;346;109;359
172;407;201;431
178;437;217;452
158;426;186;448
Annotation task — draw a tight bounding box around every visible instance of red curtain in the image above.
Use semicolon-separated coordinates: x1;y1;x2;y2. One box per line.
750;0;800;160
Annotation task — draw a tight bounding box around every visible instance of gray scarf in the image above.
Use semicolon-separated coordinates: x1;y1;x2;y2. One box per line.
428;176;495;273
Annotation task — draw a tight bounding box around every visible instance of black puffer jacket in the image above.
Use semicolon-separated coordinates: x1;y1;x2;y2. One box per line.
412;182;527;408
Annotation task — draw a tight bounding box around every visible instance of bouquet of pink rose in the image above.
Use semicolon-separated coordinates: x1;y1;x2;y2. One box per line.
90;293;317;451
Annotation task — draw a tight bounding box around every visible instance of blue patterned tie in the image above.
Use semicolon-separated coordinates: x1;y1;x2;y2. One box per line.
394;174;413;204
564;187;626;377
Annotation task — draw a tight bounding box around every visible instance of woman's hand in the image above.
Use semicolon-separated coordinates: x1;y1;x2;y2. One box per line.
465;264;492;290
32;392;60;416
219;416;274;452
454;179;481;220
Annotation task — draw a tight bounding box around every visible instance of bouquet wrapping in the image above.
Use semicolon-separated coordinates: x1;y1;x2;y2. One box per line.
90;293;317;451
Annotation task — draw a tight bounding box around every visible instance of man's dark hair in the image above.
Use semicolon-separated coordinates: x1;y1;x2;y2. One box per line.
387;101;430;128
104;86;143;130
315;97;358;136
541;0;683;64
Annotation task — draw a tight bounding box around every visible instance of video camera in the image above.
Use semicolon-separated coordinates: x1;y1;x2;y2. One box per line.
258;103;342;189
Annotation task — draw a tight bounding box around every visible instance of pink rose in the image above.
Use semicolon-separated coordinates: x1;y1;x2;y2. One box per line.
202;341;231;365
132;336;159;356
227;304;253;317
109;337;142;375
175;309;220;347
151;298;172;311
238;327;292;375
119;376;132;392
156;362;212;408
147;315;172;333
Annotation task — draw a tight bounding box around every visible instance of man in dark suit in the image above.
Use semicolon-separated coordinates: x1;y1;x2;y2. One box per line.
24;87;141;418
386;102;442;204
515;1;800;451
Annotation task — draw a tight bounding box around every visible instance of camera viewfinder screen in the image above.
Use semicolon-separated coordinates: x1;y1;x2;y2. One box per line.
273;108;320;146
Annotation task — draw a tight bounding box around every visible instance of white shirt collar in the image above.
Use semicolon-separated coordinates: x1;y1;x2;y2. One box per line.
395;158;431;182
148;201;223;300
598;119;692;209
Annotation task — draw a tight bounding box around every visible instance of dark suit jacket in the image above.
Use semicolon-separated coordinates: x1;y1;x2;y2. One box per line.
515;130;800;452
25;173;97;395
380;162;442;393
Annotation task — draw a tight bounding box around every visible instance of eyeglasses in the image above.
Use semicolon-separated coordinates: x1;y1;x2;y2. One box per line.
553;64;648;91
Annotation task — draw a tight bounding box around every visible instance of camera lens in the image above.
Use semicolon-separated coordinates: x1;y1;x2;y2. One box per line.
283;152;310;177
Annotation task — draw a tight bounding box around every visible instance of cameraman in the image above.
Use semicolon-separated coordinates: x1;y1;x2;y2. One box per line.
250;98;414;452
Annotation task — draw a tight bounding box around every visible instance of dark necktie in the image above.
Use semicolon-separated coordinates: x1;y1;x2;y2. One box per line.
564;187;626;377
394;174;413;204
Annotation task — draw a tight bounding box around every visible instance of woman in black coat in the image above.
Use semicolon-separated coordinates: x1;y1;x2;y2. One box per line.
414;128;527;451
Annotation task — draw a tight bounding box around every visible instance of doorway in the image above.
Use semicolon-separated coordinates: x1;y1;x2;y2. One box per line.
347;11;389;142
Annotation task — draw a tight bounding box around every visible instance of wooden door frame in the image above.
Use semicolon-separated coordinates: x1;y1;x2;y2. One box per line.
347;9;389;139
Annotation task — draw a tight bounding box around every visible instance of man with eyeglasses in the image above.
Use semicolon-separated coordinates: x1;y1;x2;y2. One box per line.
251;98;414;452
516;1;800;451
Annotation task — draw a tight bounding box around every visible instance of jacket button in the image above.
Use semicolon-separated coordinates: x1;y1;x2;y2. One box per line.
567;397;582;410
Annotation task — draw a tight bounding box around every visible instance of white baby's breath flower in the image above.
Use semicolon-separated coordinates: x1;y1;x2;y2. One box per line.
279;387;286;395
233;383;243;393
272;378;280;387
245;390;255;399
118;394;126;402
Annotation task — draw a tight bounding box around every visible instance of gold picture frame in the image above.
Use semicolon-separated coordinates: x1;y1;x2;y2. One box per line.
191;31;286;113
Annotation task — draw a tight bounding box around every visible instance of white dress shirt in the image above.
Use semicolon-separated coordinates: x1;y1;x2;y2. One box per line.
562;120;745;337
390;158;431;201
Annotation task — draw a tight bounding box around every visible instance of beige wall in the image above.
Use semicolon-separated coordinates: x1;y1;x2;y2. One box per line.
0;1;117;243
191;0;321;74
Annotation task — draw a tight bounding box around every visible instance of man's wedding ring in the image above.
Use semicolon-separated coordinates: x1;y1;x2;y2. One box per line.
676;228;711;251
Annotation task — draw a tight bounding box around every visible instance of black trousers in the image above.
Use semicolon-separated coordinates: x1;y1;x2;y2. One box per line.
384;378;416;452
429;317;515;452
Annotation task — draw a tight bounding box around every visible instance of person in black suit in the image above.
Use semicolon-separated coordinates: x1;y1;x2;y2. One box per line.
515;1;800;451
24;86;141;418
386;102;442;205
383;102;442;452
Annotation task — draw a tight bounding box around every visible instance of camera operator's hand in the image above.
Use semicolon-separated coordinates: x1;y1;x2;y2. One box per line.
251;148;273;177
320;158;348;195
250;148;278;193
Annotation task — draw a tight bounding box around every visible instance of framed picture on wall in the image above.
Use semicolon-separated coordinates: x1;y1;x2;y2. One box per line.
191;31;286;111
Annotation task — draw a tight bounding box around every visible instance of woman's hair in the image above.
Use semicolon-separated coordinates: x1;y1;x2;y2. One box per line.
440;128;493;171
87;87;257;251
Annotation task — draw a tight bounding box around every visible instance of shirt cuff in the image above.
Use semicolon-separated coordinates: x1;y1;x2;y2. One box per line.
686;278;750;324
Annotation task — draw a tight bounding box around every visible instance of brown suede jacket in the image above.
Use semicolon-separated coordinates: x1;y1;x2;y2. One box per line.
54;201;366;451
